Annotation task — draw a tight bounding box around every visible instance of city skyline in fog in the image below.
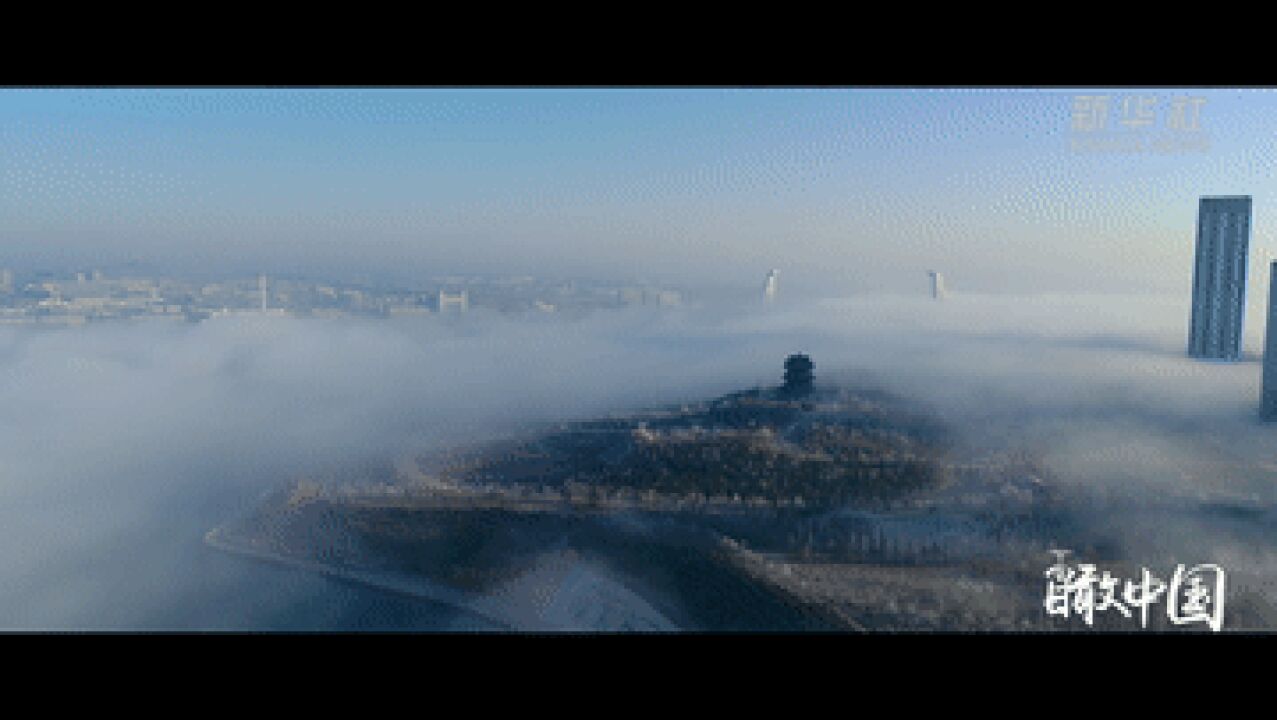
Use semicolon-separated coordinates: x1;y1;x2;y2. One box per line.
9;87;1277;630
5;88;1277;298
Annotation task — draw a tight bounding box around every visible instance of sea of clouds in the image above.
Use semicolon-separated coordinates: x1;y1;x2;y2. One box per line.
2;291;1275;628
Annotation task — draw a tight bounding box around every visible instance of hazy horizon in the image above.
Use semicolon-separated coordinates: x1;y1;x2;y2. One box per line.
5;88;1277;297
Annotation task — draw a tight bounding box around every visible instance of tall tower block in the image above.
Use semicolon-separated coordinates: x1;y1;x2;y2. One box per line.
1262;262;1277;420
927;271;945;300
764;269;779;303
1189;196;1252;360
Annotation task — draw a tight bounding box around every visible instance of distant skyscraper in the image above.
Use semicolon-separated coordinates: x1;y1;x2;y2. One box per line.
764;269;779;303
1189;196;1252;360
258;274;268;312
1263;262;1277;420
0;268;11;295
927;271;945;300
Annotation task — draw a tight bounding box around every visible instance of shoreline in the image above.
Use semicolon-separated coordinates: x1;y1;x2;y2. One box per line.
204;524;685;631
203;526;522;631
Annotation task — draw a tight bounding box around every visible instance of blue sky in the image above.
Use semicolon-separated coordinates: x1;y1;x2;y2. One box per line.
2;88;1276;296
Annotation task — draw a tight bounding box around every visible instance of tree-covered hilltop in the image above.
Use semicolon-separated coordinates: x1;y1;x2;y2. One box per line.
431;384;953;507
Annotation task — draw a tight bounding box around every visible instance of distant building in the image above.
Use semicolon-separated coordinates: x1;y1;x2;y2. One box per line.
438;289;469;314
1189;196;1252;360
619;287;681;307
782;354;814;395
927;271;945;300
764;269;779;303
258;274;269;312
1262;262;1277;420
0;269;12;295
388;305;431;317
653;290;681;307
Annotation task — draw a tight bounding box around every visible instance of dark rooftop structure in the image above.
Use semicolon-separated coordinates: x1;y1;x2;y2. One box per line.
782;354;814;396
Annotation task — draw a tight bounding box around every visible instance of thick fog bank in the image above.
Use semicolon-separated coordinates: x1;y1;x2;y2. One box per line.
2;292;1274;626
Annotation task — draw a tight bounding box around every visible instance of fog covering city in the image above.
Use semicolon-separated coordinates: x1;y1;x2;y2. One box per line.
6;88;1277;630
0;288;1273;628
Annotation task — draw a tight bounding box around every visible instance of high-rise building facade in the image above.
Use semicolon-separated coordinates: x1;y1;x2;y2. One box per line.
1262;262;1277;420
927;270;945;300
1189;196;1252;360
764;269;778;303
